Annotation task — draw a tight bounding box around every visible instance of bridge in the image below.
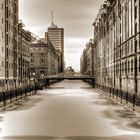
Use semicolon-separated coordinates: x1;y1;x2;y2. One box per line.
39;69;95;88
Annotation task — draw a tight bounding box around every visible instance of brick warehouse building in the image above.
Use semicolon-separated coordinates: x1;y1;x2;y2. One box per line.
0;0;19;95
93;0;140;106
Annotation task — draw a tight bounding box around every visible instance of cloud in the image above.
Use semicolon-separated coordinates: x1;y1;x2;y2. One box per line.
65;37;88;45
19;0;103;70
65;53;82;70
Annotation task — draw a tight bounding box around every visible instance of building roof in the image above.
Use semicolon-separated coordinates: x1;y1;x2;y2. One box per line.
48;22;58;29
31;39;47;45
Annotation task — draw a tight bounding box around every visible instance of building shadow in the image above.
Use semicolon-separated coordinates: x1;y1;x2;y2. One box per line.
48;87;65;89
65;135;140;140
90;95;118;106
1;97;43;112
102;108;140;130
2;135;59;140
3;135;140;140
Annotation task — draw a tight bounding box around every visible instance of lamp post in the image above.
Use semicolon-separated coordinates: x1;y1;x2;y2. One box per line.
3;79;8;107
40;72;45;89
33;72;36;94
27;67;31;96
14;78;17;101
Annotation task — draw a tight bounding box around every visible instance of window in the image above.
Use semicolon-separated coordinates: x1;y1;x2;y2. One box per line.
135;6;137;19
9;23;10;30
127;42;129;54
122;62;123;73
139;35;140;51
123;62;125;73
6;34;8;45
135;39;137;52
131;40;133;53
125;61;127;73
40;71;44;74
9;10;10;18
135;23;137;34
128;60;130;73
41;59;44;63
131;59;133;73
139;57;140;73
2;61;3;67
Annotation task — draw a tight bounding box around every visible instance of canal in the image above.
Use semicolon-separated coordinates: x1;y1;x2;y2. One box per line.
0;80;140;140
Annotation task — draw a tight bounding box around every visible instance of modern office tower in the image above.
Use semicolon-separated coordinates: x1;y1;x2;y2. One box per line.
0;0;19;92
45;20;64;72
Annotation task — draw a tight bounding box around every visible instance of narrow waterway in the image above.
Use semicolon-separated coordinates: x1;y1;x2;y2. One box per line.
0;80;140;140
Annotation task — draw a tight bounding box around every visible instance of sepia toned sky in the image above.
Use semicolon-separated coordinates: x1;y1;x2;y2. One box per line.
19;0;104;70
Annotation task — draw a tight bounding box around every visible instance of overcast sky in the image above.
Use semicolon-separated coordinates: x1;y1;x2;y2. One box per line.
19;0;104;70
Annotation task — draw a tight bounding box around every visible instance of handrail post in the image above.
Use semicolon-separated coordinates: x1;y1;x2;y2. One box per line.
133;94;136;111
92;78;95;87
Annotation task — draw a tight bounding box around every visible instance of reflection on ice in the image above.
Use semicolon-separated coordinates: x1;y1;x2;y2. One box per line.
0;80;140;140
1;134;140;140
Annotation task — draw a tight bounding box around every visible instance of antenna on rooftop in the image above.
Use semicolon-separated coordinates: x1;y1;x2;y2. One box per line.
49;10;57;28
51;10;54;24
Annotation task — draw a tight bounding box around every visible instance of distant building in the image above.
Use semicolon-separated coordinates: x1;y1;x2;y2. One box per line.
80;40;94;76
45;21;64;72
30;39;61;80
47;40;62;75
80;49;87;74
0;0;18;92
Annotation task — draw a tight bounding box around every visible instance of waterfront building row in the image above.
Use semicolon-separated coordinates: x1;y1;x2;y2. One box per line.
0;0;64;98
93;0;140;104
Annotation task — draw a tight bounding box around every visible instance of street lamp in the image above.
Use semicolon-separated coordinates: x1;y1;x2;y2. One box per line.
32;72;36;94
14;78;17;101
3;79;8;107
40;72;45;89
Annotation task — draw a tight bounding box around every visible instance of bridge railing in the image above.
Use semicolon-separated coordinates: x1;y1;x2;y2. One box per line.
45;73;94;79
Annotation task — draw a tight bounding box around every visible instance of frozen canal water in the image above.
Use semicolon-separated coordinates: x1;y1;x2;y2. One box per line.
0;80;140;140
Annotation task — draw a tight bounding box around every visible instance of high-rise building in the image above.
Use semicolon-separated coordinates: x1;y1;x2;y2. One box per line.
45;21;64;72
0;0;18;92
